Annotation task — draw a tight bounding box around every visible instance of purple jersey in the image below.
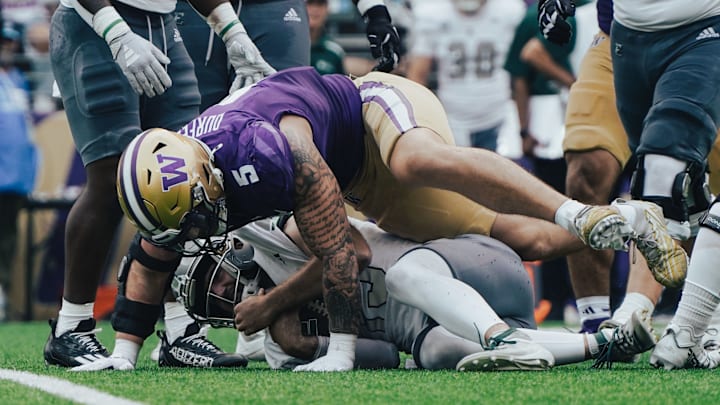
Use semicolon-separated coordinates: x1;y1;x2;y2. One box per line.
178;67;365;229
597;0;613;34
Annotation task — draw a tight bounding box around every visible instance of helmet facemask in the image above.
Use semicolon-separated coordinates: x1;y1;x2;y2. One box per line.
172;235;261;328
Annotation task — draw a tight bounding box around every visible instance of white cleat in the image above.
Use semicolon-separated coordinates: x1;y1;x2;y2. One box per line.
650;324;720;370
702;326;720;351
592;310;657;368
455;329;554;372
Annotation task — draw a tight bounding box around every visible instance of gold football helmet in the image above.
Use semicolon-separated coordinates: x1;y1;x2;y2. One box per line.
117;128;227;252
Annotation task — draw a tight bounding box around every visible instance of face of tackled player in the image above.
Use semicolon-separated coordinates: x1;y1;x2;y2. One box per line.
451;0;487;14
172;235;263;327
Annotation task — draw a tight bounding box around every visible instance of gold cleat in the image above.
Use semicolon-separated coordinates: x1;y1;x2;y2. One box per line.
571;205;635;251
612;199;688;288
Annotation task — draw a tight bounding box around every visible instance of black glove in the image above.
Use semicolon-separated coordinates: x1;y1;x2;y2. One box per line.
538;0;576;45
363;5;401;73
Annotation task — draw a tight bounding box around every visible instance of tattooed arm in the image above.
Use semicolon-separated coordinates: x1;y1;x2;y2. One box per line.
278;114;361;372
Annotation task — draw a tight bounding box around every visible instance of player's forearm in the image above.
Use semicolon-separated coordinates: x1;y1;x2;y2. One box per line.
265;257;323;314
268;311;319;359
283;115;362;336
520;38;575;88
511;77;531;131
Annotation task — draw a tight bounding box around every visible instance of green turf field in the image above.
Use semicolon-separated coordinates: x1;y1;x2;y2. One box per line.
1;321;719;404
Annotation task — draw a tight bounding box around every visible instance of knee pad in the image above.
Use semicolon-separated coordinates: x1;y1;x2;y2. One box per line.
117;233;182;294
111;233;181;339
630;155;707;223
111;295;162;339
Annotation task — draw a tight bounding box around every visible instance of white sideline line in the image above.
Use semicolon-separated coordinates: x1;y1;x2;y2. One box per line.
0;369;144;405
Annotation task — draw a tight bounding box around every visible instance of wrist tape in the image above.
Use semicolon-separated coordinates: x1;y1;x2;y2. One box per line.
207;2;246;41
92;6;130;43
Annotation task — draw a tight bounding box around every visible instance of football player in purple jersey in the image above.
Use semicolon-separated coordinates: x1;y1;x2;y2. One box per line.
106;66;673;372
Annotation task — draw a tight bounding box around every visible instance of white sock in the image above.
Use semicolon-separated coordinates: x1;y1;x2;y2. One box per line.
56;299;94;337
673;281;720;337
672;216;720;335
163;302;196;344
112;338;141;365
519;328;587;365
708;303;720;329
386;249;502;346
553;199;586;232
612;292;655;325
576;296;611;325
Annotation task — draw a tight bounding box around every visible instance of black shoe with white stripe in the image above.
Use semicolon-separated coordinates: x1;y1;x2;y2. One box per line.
157;323;248;368
44;318;110;367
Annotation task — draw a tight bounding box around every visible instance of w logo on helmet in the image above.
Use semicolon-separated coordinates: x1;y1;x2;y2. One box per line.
158;154;189;191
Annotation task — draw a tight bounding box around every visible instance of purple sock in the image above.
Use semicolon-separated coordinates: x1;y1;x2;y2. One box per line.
579;317;609;334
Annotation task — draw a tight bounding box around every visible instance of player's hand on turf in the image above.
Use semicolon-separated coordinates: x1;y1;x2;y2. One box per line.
225;31;276;92
363;5;401;72
107;30;172;97
70;355;135;372
293;352;355;372
538;0;576;45
293;332;356;372
234;289;275;334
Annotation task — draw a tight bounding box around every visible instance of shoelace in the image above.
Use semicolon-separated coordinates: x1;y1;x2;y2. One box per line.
69;328;104;354
592;326;640;370
181;334;223;354
484;328;518;350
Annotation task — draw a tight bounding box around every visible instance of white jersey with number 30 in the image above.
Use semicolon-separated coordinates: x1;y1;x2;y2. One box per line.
411;0;525;134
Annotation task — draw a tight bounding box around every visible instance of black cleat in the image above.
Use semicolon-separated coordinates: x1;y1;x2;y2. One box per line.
157;323;248;368
44;318;110;367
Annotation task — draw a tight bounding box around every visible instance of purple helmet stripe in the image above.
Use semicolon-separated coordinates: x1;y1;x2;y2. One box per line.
121;131;161;232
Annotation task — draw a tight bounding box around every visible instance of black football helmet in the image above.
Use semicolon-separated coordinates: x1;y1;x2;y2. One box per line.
172;234;261;327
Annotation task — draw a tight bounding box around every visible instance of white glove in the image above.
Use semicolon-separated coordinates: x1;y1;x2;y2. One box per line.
293;333;356;372
70;355;135;372
225;31;276;91
205;2;275;92
93;7;172;97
